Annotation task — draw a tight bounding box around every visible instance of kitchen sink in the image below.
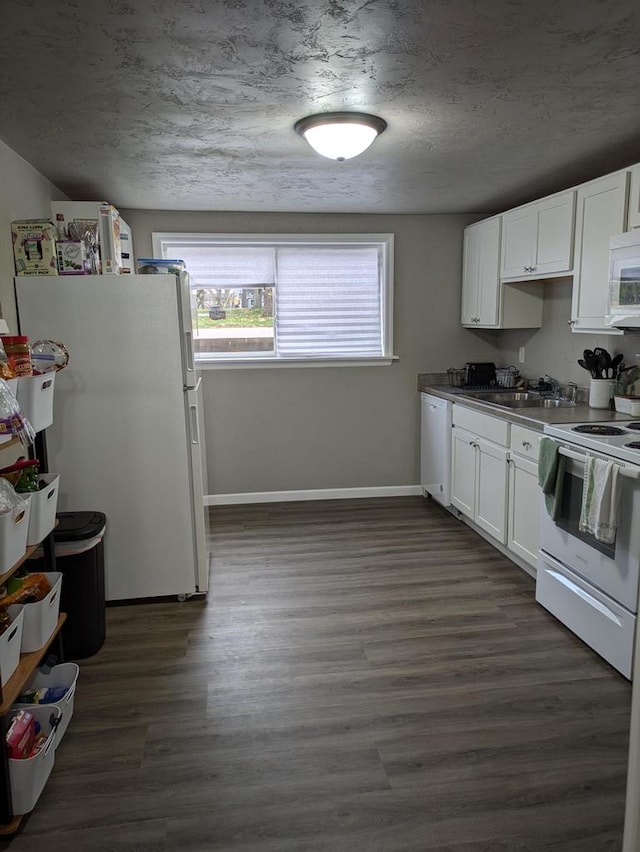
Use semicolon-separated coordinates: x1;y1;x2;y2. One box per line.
466;391;538;402
500;398;576;409
464;390;575;409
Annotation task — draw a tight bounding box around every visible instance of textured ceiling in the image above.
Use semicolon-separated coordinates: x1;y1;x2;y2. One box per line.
2;0;640;214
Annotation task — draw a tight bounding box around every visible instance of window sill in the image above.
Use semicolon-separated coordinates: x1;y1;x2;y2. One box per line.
196;355;398;370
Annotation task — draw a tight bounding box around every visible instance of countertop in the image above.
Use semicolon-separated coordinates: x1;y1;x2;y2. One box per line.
417;374;631;432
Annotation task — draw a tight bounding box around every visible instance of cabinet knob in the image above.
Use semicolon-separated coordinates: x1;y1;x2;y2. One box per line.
567;319;575;326
522;440;531;449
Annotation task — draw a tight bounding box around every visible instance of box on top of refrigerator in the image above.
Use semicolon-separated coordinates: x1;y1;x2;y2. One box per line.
97;204;121;274
49;201;134;275
11;221;58;276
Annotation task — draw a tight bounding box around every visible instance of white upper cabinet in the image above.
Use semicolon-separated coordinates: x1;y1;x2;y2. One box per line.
461;217;500;327
570;170;628;334
628;164;640;230
462;217;543;329
501;191;575;281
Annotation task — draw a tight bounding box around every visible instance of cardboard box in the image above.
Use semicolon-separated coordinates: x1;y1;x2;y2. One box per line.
56;240;89;275
98;204;121;274
11;221;58;276
50;201;133;274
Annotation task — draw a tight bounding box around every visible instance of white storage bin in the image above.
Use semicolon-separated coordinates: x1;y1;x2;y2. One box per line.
26;474;60;546
614;396;640;416
21;572;62;653
16;372;55;433
0;605;24;686
15;662;79;746
0;496;31;575
8;705;60;815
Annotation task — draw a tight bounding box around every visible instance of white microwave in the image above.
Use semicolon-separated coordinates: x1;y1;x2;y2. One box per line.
606;230;640;329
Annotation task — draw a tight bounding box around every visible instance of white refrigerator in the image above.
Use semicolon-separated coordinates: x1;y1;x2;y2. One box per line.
14;273;210;602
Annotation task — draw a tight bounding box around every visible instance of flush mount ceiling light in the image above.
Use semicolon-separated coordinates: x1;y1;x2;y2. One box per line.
294;112;387;161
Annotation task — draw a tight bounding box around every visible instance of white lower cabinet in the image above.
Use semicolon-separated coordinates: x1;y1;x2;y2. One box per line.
507;424;541;569
507;453;539;568
451;427;476;518
450;408;509;545
450;405;540;569
475;438;509;543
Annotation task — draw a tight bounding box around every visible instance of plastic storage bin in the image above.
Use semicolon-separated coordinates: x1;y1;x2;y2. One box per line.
26;474;60;546
0;496;31;575
21;572;62;653
16;372;55;433
15;662;79;746
8;704;60;815
0;605;24;686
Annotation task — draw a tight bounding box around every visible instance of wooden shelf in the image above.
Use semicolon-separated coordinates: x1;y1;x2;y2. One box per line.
0;519;60;589
0;613;66;715
0;544;41;590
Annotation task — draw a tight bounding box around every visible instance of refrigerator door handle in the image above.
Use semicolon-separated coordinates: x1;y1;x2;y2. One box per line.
184;329;195;377
189;402;199;445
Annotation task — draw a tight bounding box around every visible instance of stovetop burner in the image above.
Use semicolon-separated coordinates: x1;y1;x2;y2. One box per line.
625;422;640;431
625;442;640;450
572;424;627;436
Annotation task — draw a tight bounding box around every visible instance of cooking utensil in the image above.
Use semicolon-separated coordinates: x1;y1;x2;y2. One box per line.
611;353;624;378
582;349;597;377
595;349;611;379
578;358;595;377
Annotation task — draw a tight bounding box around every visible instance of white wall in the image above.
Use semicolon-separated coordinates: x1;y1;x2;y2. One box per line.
0;140;67;332
498;278;640;391
124;209;500;497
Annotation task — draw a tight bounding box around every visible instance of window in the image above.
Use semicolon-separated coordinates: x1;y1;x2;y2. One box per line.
151;233;394;366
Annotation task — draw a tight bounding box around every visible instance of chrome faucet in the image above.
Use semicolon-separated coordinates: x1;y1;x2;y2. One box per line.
542;375;562;398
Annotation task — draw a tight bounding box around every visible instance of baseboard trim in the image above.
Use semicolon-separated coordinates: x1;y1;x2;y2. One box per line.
205;485;422;506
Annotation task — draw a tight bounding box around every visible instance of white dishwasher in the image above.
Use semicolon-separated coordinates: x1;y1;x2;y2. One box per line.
420;393;452;507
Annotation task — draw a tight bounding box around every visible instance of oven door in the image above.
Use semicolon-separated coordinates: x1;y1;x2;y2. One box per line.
539;447;640;612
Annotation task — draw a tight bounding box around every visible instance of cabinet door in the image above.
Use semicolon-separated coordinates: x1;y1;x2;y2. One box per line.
476;218;501;326
502;192;574;280
475;439;508;544
461;223;480;325
571;171;629;333
501;208;535;278
628;164;640;230
451;427;476;518
507;453;540;568
461;218;500;327
532;191;575;275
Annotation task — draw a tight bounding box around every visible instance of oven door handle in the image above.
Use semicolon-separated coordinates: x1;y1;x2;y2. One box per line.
557;445;640;480
544;568;623;626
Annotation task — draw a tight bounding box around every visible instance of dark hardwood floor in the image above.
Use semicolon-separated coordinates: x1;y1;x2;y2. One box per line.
5;497;632;850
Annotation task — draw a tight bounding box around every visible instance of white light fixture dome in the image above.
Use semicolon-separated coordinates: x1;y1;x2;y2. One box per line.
294;112;387;161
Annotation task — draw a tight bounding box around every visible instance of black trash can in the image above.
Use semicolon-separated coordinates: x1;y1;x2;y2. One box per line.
53;511;106;660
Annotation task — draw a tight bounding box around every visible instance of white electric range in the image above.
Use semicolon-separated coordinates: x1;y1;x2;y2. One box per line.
537;419;640;678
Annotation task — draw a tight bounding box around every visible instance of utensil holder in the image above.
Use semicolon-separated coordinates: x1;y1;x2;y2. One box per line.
589;378;614;409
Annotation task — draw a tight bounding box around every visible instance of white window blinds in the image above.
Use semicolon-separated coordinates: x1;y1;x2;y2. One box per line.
275;246;382;357
167;245;275;288
152;233;393;363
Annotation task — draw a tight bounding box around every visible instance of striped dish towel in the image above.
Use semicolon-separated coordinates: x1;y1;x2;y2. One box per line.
579;455;622;544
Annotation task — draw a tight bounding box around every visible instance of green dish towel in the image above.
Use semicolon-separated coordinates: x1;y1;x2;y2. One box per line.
538;437;565;521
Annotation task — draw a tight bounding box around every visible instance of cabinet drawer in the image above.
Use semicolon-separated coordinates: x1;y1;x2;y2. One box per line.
452;405;509;446
510;425;541;461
